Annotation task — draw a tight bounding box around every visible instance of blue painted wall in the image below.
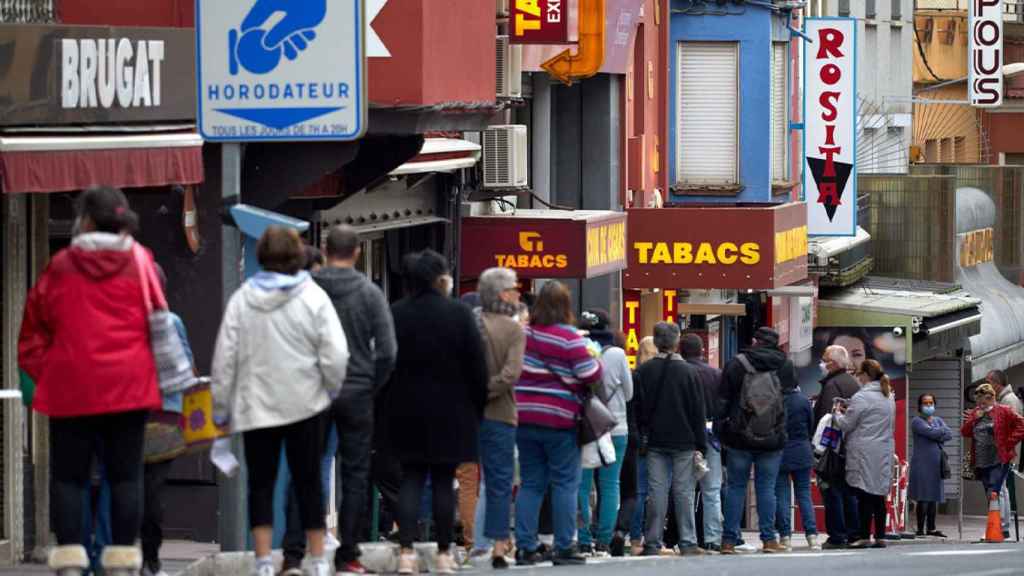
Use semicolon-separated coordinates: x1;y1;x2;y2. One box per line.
668;4;790;204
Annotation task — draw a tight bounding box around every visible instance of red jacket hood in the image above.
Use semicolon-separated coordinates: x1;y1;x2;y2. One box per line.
68;233;134;280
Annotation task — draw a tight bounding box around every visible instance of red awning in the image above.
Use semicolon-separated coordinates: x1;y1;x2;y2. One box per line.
0;133;204;193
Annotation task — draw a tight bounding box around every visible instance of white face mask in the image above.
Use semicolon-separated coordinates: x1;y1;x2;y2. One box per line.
983;404;994;413
819;361;829;375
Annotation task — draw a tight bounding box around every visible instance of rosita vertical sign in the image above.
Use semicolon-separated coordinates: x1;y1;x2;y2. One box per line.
803;18;857;237
969;0;1003;107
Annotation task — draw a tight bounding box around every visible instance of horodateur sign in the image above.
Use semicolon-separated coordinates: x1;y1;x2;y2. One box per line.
0;24;195;126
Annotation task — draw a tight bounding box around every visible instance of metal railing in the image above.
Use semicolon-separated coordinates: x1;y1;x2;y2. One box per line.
0;0;54;23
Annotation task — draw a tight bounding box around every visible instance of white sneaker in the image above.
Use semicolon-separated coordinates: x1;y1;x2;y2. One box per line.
735;542;758;554
252;562;275;576
780;537;792;551
398;550;418;575
141;567;169;576
807;534;822;551
435;552;458;574
326;532;342;550
306;558;332;576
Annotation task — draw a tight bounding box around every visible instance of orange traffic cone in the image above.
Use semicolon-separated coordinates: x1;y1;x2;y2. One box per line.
985;492;1004;543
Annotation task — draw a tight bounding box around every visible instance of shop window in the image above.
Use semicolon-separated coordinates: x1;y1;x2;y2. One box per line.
925;139;938;163
940;138;953;163
771;42;789;183
954;136;966;163
676;41;739;187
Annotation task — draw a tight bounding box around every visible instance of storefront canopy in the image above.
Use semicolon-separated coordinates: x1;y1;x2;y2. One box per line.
389;138;480;176
0;132;203;193
955;187;1024;381
460;209;627;280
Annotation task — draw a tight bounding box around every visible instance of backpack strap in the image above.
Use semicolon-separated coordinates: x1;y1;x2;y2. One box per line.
736;353;757;375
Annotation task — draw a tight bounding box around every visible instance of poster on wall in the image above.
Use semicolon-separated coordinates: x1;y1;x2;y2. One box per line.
803;18;857;237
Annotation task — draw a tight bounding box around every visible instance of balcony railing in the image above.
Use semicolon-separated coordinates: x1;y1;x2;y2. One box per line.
0;0;54;23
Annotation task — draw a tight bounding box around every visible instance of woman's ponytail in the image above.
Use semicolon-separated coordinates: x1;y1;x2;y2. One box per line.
880;374;892;398
860;359;891;397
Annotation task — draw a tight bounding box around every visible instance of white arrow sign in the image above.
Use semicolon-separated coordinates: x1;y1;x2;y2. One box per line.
367;0;391;58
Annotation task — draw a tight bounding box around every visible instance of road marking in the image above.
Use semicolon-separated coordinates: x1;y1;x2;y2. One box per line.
902;548;1019;556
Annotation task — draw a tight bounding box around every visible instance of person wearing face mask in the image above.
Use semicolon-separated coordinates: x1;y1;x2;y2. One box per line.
908;394;952;538
814;346;861;428
385;250;489;574
961;384;1024;522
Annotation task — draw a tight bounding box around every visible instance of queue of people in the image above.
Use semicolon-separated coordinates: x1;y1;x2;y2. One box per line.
18;187;1024;576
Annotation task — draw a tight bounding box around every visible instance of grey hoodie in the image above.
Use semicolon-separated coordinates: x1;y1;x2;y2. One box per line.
314;266;397;398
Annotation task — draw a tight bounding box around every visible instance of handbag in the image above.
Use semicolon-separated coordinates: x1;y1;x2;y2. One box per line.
182;378;227;452
144;410;187;464
814;447;846;484
578;393;618;446
133;244;195;395
961;438;976;481
581;432;618;469
939;447;952;480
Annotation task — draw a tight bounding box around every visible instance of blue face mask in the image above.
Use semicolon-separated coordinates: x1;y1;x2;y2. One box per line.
922;405;935;417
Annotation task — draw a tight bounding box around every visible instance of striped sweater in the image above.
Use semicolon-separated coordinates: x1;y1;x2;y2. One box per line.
515;324;603;429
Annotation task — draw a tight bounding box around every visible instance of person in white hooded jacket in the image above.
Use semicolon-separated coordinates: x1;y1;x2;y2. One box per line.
212;226;349;576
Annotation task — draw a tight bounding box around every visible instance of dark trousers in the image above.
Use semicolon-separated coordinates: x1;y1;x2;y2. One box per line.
284;395;375;566
141;459;173;568
243;413;326;530
615;434;639;535
51;411;147;546
822;480;860;545
399;463;457;552
852;487;886;541
915;501;937;533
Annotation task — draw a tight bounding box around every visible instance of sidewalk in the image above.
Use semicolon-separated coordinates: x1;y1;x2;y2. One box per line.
0;540;218;575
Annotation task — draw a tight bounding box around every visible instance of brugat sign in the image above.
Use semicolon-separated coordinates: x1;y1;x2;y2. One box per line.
62;38;165;110
804;18;857;237
0;25;194;126
969;0;1003;107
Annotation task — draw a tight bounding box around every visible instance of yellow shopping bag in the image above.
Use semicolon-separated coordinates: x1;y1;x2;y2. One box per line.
182;379;226;452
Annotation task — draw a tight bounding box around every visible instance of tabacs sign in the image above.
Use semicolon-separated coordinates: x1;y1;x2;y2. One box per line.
969;0;1003;107
197;0;367;141
510;0;569;44
804;18;857;237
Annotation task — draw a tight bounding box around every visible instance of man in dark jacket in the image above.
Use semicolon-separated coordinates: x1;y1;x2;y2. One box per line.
282;225;398;575
718;327;790;554
681;334;724;553
635;323;707;556
814;345;861;549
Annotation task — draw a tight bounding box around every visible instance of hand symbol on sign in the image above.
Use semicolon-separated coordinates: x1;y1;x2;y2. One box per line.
229;0;327;75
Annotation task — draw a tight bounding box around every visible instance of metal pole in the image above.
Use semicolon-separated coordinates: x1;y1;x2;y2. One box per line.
958;358;965;542
218;142;247;552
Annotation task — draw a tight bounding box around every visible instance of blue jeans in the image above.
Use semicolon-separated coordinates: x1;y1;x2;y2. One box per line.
775;468;818;538
81;476;111;576
480;420;517;541
822;479;860;545
723;449;783;544
699;444;724;546
978;463;1011;499
321;425;339;508
472;476;492;552
515;426;581;552
578;435;628;546
630;453;648;540
645;449;698;550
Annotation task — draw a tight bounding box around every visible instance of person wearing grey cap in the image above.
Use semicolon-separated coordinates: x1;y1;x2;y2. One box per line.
718;327;791;555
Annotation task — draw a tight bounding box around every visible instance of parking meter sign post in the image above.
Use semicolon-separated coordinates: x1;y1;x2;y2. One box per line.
196;0;367;142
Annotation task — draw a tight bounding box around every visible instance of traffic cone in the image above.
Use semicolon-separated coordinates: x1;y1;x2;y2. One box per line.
985;492;1005;543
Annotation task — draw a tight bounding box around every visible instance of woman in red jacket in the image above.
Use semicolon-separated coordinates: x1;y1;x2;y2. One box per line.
961;383;1024;505
18;187;161;576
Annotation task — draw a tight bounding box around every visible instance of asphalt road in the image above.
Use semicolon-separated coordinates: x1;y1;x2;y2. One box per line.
483;543;1024;576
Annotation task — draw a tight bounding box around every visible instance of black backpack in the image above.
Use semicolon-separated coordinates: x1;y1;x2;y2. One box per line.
731;354;785;449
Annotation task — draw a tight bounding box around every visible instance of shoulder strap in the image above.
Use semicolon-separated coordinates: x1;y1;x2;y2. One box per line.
132;243;155;313
736;353;757;375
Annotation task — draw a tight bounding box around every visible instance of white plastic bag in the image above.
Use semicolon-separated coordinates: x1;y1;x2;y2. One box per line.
582;433;617;469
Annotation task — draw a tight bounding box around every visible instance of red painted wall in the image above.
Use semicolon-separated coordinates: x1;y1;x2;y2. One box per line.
622;0;668;208
982;109;1024;156
369;0;495;106
58;0;193;26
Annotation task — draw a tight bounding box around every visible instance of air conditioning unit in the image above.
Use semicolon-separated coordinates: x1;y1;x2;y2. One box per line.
497;0;509;17
496;35;523;98
482;125;528;189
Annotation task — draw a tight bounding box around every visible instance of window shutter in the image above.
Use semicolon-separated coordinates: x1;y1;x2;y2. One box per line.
677;42;739;185
771;42;788;183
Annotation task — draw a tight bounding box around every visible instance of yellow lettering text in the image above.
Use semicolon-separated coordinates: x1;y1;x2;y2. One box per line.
635;241;653;264
673;242;693;264
694;242;717;264
515;13;541;35
717;242;738;264
626;300;639;323
740;242;761;265
652;242;672;264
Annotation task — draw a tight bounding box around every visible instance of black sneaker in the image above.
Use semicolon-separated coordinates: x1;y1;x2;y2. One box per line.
594;542;611;558
703;543;722;555
552;546;587;566
821;541;847;550
609;532;626;557
641;545;662;557
279;555;303;576
927;530;947;538
577;543;594;556
515;548;544;567
871;540;887;549
492;555;510;570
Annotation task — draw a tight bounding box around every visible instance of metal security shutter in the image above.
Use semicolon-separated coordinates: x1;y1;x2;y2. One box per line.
677;42;738;185
771;42;788;183
908;357;964;501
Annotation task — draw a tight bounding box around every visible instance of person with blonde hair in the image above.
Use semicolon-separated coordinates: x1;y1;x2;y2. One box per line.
835;360;895;548
961;383;1024;520
627;335;659;554
637;337;658;367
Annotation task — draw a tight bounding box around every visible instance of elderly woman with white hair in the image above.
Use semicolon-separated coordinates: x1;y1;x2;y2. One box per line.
474;267;526;568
